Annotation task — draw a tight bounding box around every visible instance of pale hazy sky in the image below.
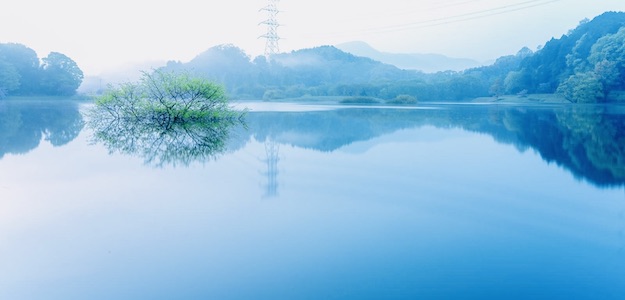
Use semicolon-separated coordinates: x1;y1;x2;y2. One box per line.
2;0;624;75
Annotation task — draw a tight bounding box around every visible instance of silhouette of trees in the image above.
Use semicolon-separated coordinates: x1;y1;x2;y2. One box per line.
0;43;83;97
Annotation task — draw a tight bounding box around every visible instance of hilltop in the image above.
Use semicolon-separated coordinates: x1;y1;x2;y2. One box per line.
335;41;484;73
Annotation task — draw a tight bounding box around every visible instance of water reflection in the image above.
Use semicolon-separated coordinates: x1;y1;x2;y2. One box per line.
243;104;625;188
88;114;244;167
492;105;625;188
556;106;625;184
262;139;280;198
2;100;623;188
0;100;84;159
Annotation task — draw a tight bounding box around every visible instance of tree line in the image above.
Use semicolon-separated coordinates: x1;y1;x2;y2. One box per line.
0;43;84;98
157;11;625;103
497;11;625;102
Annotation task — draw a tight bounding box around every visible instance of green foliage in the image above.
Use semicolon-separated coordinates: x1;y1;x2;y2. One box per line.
0;43;84;97
263;89;286;100
0;60;20;96
88;70;245;166
553;24;625;103
339;96;381;104
161;44;422;101
447;74;488;100
40;52;84;96
504;71;526;94
519;12;625;94
588;27;625;90
387;94;418;105
0;43;40;95
489;78;504;98
92;70;243;124
557;71;605;103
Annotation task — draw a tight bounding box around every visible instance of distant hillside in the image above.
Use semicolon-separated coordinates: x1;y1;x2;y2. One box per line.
96;11;625;103
160;44;422;99
269;46;417;85
451;11;625;103
336;41;483;73
517;11;625;96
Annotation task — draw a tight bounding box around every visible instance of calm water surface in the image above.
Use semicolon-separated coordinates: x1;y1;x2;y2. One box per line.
1;100;624;299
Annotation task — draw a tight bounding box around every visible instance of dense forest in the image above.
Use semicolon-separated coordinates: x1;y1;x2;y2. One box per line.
0;43;84;98
160;11;625;103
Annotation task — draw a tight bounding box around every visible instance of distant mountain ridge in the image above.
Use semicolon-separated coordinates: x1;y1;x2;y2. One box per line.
335;41;484;73
156;44;421;99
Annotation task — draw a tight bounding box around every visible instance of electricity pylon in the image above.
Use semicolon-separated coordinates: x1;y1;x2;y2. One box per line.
260;0;281;58
262;139;279;198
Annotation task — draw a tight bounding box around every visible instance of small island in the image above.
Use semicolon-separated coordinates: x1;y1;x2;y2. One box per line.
87;70;246;167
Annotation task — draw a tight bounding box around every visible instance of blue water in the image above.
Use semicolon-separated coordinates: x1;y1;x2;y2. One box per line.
1;100;624;299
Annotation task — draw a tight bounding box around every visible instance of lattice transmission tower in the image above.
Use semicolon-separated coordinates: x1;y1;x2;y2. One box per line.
262;139;280;198
260;0;281;57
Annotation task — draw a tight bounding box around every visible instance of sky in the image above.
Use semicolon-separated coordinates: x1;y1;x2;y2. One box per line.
2;0;625;75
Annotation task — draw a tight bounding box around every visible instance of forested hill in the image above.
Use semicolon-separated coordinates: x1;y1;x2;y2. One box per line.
162;44;422;100
507;11;625;102
161;11;625;103
0;43;84;98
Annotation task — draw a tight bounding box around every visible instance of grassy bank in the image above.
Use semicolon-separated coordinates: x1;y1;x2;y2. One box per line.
471;94;570;104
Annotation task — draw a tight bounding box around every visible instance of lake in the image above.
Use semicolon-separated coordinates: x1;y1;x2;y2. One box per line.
1;99;624;299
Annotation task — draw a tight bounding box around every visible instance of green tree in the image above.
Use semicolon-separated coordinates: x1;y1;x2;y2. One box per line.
557;71;604;103
593;60;619;89
39;52;84;96
588;26;625;90
91;70;243;124
387;94;418;105
0;43;40;95
88;70;245;167
504;70;526;94
489;78;504;99
0;60;21;97
446;75;487;100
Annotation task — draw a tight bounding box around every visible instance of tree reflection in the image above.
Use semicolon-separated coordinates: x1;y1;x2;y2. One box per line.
244;105;625;188
88;111;245;167
0;100;84;159
555;105;625;186
468;104;625;188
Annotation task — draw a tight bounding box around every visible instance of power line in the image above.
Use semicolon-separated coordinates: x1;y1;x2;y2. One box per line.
366;0;562;33
394;0;488;17
314;0;562;38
